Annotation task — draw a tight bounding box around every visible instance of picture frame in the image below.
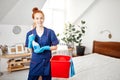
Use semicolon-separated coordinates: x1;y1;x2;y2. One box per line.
8;46;16;54
0;49;3;56
15;44;24;54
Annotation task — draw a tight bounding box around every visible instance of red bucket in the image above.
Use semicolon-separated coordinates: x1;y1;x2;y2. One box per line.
50;55;71;78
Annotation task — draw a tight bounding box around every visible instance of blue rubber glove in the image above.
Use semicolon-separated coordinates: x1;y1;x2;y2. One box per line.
28;34;35;48
42;46;50;50
34;46;50;53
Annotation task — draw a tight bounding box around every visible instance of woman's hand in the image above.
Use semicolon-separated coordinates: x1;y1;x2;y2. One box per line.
28;34;35;48
34;46;50;53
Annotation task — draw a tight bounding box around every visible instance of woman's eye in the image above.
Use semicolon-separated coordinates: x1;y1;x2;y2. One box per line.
40;17;43;19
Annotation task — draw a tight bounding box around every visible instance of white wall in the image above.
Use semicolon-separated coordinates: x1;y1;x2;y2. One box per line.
67;0;120;53
0;24;30;46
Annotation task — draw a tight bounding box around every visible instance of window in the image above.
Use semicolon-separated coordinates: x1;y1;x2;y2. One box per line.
42;0;66;34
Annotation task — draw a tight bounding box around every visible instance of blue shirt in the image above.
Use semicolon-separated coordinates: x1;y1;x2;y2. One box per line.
25;27;59;76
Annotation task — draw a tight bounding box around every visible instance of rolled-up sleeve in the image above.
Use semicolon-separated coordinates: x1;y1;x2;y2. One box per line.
50;30;59;45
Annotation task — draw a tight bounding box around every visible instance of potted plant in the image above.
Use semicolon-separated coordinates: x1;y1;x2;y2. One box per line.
61;20;86;56
61;23;75;49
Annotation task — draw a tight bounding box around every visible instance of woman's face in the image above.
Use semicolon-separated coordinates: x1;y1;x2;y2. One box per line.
33;13;44;27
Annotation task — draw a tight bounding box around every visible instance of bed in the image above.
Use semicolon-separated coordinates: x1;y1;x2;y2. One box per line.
69;40;120;80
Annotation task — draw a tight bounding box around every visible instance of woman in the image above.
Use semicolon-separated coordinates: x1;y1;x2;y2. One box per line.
25;7;59;80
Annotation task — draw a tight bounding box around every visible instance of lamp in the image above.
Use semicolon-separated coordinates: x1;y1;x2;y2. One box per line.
100;30;112;39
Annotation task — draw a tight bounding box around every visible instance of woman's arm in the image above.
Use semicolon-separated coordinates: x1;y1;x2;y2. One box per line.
50;45;57;51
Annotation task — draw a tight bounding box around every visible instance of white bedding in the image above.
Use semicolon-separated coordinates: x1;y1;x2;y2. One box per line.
69;53;120;80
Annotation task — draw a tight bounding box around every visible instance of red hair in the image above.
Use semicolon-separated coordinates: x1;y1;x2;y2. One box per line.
32;7;44;19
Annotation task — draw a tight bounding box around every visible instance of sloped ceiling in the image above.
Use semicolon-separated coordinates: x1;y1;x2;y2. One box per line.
67;0;95;24
0;0;46;25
